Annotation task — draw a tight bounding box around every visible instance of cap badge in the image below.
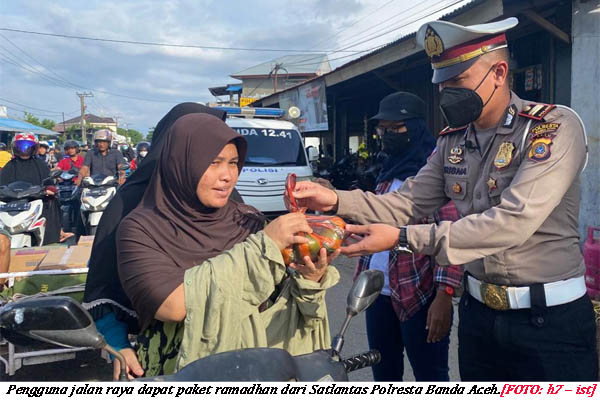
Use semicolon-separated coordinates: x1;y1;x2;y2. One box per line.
424;26;444;58
494;142;515;169
448;146;464;164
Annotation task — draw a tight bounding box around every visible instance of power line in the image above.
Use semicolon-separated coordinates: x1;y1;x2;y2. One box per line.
310;0;398;52
3;104;79;119
0;42;177;104
0;96;78;115
0;27;370;53
284;0;467;69
0;32;81;89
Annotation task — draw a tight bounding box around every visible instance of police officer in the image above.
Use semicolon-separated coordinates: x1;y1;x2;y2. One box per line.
289;17;595;381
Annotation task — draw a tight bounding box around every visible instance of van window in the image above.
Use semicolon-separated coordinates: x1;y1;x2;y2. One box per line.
232;127;307;167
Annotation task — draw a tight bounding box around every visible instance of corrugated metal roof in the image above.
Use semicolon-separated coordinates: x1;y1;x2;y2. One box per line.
231;54;331;77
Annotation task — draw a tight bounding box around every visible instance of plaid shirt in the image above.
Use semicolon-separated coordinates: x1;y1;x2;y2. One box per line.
355;180;463;322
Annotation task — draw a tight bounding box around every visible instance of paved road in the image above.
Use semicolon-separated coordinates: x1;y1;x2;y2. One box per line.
327;255;460;382
1;255;460;382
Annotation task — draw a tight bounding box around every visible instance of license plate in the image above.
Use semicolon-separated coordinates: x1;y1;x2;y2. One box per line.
88;188;107;196
0;202;31;212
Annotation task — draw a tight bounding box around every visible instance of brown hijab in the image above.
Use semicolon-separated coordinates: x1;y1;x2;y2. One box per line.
117;113;265;330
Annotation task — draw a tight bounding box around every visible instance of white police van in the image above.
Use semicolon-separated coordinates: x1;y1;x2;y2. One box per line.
214;106;317;216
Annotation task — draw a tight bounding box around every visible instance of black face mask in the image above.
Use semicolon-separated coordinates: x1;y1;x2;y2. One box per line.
438;64;497;128
382;132;411;155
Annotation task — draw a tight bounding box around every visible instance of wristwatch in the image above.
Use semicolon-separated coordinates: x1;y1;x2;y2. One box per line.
392;226;412;253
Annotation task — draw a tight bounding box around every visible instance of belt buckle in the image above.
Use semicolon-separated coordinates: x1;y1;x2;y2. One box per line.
480;282;510;310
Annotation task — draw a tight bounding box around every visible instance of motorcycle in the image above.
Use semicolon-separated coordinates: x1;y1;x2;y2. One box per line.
0;170;61;248
0;270;384;381
80;165;128;235
57;168;80;235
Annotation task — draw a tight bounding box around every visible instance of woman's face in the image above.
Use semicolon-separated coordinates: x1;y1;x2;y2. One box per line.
196;143;239;208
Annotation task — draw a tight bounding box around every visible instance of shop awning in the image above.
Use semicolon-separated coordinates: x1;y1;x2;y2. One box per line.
0;117;59;136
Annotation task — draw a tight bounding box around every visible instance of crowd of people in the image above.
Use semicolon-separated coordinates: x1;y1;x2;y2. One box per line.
1;16;596;383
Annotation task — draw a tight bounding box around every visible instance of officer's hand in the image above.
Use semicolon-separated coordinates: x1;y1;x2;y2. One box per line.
290;181;338;212
264;212;312;251
426;290;453;343
339;224;400;257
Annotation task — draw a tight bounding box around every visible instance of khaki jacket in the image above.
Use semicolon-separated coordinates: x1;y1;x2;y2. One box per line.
177;231;339;370
338;93;587;286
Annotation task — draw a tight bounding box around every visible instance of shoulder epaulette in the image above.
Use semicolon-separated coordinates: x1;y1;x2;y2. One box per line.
439;125;467;136
518;103;556;121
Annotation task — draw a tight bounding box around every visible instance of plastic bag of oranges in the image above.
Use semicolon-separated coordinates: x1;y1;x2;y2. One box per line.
281;173;347;265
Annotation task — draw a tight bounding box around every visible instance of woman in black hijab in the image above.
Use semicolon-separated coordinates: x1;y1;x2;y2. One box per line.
82;103;231;379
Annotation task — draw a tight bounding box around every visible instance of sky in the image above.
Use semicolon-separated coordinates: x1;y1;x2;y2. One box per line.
0;0;472;137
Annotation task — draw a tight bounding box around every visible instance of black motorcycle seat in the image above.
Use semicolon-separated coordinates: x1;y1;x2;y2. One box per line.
139;348;297;382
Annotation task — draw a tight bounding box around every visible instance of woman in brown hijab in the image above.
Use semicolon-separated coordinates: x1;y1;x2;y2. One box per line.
117;113;339;377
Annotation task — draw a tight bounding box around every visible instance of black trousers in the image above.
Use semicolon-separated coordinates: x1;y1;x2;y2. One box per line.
458;292;598;381
41;197;61;245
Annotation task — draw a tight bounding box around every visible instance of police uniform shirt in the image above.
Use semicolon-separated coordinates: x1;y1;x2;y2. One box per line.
336;92;587;286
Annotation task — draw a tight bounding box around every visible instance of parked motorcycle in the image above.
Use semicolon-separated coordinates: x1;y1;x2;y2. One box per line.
0;170;61;248
0;270;384;381
80;165;128;235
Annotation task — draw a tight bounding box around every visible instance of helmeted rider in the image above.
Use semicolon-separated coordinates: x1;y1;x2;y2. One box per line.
132;141;150;170
0;133;69;244
78;129;126;185
57;140;84;181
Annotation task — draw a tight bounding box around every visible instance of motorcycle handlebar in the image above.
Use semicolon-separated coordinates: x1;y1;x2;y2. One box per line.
342;350;381;373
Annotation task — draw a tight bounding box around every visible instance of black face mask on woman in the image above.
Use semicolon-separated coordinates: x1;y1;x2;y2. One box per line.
438;64;498;128
382;132;411;156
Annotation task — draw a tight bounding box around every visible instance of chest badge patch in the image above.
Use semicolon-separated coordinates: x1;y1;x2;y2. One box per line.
494;142;515;169
448;146;464;164
528;137;553;162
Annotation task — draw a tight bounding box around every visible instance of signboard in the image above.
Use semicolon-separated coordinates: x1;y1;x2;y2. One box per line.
297;80;328;132
240;97;255;107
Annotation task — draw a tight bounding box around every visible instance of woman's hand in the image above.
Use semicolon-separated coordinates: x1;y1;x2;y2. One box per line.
263;212;312;251
112;347;144;380
290;248;340;282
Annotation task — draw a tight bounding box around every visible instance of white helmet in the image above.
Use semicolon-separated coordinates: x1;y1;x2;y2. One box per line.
93;129;112;142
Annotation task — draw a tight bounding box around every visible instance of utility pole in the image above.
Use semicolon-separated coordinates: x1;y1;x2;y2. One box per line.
62;112;66;143
77;92;93;143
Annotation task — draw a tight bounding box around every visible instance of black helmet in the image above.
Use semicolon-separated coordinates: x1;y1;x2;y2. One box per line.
136;141;150;153
369;91;426;122
0;142;6;151
64;140;80;151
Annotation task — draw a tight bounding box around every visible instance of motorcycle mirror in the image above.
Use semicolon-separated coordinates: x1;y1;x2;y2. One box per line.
331;270;383;356
0;296;106;349
118;164;129;171
346;269;384;316
49;169;62;179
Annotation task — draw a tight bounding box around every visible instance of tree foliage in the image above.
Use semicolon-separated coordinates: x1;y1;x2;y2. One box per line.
23;112;56;130
146;127;154;142
117;127;144;144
